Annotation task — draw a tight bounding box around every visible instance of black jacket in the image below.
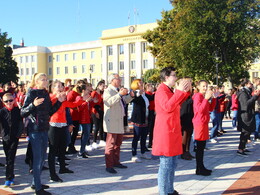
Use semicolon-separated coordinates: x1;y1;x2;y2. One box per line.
180;96;194;131
0;106;23;141
237;87;258;132
21;88;62;132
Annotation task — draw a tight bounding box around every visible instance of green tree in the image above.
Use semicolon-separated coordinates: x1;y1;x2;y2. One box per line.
143;68;160;84
0;31;19;84
143;0;259;85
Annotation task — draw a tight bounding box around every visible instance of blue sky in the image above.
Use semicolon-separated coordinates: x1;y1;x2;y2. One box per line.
1;0;173;47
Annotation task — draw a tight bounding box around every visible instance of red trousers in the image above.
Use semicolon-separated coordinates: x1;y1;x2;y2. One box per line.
105;133;123;168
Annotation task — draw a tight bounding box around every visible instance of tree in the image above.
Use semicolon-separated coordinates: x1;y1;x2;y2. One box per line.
0;31;19;84
143;68;160;84
143;0;259;85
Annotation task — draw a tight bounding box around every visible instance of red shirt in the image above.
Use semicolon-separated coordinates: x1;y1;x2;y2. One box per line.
231;94;238;111
91;91;103;114
67;90;81;121
76;96;93;124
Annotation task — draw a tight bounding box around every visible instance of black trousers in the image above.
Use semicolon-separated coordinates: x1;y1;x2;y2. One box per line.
3;138;19;180
195;140;206;170
148;110;155;147
238;130;251;150
68;121;79;150
92;112;105;142
48;126;67;176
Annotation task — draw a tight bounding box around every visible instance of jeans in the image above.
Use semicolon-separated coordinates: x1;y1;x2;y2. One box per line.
210;111;220;138
80;123;91;154
218;112;225;131
255;112;260;139
232;110;238;128
29;131;48;191
158;156;178;195
132;125;148;156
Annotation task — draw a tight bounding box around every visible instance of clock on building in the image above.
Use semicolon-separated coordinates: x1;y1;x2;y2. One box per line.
129;26;135;33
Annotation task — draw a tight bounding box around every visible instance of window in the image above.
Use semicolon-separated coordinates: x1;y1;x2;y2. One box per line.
56;55;60;62
48;67;52;75
65;66;68;74
25;56;29;63
26;68;29;75
91;51;95;59
108;62;113;71
130;43;135;54
31;55;35;62
130;60;136;69
90;64;95;73
82;65;86;73
73;53;77;60
65;54;69;61
20;68;24;75
119;61;124;70
119;44;124;55
56;67;60;75
20;56;23;63
143;59;148;69
48;56;52;63
142;42;148;53
107;46;113;56
73;66;77;74
32;67;35;75
253;72;259;78
82;52;86;59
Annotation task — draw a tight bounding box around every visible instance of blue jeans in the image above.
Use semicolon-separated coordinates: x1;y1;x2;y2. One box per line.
132;125;148;156
80;123;91;154
218;112;225;131
29;131;48;191
158;156;178;195
210;111;220;138
255;112;260;139
232;110;238;128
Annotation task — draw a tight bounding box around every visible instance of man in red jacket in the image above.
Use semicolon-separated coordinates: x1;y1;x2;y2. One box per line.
152;67;191;195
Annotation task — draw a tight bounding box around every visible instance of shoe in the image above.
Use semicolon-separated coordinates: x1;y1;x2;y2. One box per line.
196;169;211;176
67;147;77;154
0;162;5;167
77;152;88;159
202;167;212;173
106;167;117;174
168;190;179;195
99;140;106;147
56;162;69;166
145;147;150;152
220;129;227;133
217;131;223;136
210;138;218;143
148;144;152;148
59;168;74;174
243;149;252;153
237;150;248;156
140;153;152;160
10;179;14;186
86;145;93;152
114;163;127;168
50;175;63;182
36;188;52;195
31;184;49;190
181;152;192;160
132;156;142;163
92;142;99;149
4;180;11;188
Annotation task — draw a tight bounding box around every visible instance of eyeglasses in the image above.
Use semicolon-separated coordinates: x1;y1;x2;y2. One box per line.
3;99;14;103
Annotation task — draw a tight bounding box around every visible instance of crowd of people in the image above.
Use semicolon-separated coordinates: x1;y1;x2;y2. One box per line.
0;69;260;195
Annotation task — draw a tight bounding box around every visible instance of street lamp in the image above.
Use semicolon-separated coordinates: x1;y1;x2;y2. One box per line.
215;51;220;86
89;65;93;84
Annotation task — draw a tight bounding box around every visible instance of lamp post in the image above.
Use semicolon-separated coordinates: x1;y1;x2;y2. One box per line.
215;51;220;86
89;65;93;84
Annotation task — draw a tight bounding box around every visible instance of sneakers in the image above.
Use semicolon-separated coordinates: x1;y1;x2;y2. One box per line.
50;175;63;183
114;163;128;168
132;156;142;163
140;153;152;160
99;140;106;147
77;152;88;159
92;142;99;149
4;180;11;188
86;145;93;152
210;138;218;143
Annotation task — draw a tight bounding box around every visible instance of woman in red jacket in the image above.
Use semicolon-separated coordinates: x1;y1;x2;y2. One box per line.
152;67;191;195
231;88;238;129
192;80;216;176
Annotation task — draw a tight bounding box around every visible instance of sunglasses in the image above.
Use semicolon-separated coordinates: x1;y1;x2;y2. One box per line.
3;99;14;103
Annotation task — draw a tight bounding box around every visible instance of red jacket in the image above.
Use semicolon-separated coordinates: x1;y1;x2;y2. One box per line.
231;94;238;111
152;83;189;157
67;90;81;121
91;91;103;114
192;92;216;140
76;96;93;124
49;94;82;123
145;91;155;111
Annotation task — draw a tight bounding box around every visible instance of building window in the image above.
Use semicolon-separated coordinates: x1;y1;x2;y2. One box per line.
119;61;124;70
26;68;29;75
65;54;69;61
142;42;148;53
91;51;95;59
56;55;60;62
20;68;24;75
143;59;148;69
82;52;86;59
119;44;124;55
56;67;60;75
48;56;52;63
107;46;113;56
73;66;77;74
48;67;52;75
253;72;259;78
73;53;77;60
65;66;68;74
31;55;35;62
32;67;35;75
130;43;135;54
25;56;29;63
20;56;23;63
90;64;95;73
82;65;86;73
108;62;113;71
130;60;136;69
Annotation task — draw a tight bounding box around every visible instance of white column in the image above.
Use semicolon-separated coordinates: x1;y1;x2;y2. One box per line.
148;53;155;69
135;42;142;79
102;46;108;84
124;43;130;89
113;44;118;74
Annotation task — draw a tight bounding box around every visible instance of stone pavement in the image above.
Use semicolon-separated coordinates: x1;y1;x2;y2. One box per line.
0;119;260;195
